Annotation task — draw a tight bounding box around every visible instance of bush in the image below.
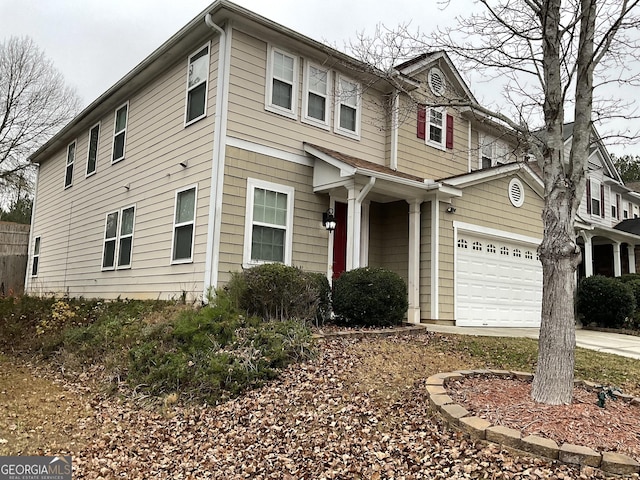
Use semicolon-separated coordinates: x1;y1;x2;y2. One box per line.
332;267;408;327
228;264;329;325
577;275;635;329
619;275;640;329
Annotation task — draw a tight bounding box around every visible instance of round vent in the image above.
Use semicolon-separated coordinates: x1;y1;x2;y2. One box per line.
509;178;525;207
428;68;446;96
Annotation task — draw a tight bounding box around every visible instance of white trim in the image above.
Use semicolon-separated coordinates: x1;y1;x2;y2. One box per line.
453;221;542;246
85;122;100;178
301;60;331;129
184;42;211;126
229;137;313;167
430;199;439;320
334;74;361;140
508;178;525;208
24;166;39;292
467;119;472;172
63;139;76;189
111;101;129;164
426;107;446;150
243;177;295;267
116;204;136;270
171;184;198;264
390;91;399;170
265;45;299;120
101;204;136;271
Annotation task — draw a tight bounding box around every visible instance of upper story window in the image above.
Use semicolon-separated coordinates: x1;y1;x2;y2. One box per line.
64;140;76;189
480;134;511;168
427;107;445;149
86;123;100;177
243;178;294;266
624;201;630;219
302;62;331;128
335;75;361;139
611;193;620;220
185;44;210;125
266;46;298;119
587;178;603;217
112;102;129;163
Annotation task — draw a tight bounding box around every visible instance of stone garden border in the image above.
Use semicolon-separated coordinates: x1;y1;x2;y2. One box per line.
427;370;640;476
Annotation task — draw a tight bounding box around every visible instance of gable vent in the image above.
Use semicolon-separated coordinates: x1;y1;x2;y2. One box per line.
428;68;446;96
509;178;525;207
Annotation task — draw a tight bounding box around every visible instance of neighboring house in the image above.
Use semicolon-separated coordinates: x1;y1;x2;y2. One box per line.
25;0;626;328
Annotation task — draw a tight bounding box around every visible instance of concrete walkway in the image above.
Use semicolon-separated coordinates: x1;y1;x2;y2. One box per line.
425;325;640;360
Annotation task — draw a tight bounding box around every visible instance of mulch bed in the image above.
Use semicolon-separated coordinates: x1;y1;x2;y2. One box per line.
448;376;640;461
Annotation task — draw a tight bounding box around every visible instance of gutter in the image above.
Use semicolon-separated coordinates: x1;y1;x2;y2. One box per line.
203;13;230;299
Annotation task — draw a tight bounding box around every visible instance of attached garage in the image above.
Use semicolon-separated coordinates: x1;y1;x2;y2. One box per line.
455;227;542;327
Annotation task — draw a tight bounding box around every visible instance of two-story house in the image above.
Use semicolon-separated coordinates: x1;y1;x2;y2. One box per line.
25;0;631;328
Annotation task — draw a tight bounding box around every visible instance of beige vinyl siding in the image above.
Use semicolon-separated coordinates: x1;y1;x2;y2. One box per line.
368;201;409;283
216;146;329;285
438;200;455;320
225;29;387;164
419;201;432;320
27;38;220;300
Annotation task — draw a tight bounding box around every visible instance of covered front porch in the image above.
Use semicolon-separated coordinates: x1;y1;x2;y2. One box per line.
577;222;640;279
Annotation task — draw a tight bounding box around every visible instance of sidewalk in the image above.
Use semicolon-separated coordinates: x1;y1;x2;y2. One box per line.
425;324;640;360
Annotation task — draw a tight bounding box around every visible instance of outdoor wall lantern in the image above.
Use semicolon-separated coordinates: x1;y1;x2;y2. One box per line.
446;203;456;214
323;208;336;232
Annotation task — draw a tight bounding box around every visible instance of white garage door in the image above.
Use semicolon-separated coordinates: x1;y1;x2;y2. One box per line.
455;232;542;327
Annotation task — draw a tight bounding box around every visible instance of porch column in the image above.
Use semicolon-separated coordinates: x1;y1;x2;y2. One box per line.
346;186;360;271
613;241;622;277
630;245;636;274
583;233;593;277
407;199;423;324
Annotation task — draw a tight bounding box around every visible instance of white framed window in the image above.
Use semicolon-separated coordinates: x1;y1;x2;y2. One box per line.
86;123;100;177
171;185;197;263
64;140;76;189
479;134;511;168
185;44;210;125
634;204;639;219
102;205;136;270
243;178;294;266
302;61;331;129
31;236;41;277
265;46;298;119
427;107;445;150
335;75;361;139
612;193;620;219
590;179;601;216
112;102;129;163
624;201;629;219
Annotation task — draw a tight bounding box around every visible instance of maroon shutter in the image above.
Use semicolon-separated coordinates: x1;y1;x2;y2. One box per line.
586;180;591;214
446;114;454;149
601;185;605;217
417;105;426;139
617;195;621;220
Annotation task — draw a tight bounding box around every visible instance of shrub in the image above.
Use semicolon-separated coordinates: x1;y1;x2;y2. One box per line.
228;264;328;325
332;267;408;327
619;275;640;329
577;275;635;329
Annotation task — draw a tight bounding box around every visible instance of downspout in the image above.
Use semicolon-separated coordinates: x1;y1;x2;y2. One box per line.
390;90;399;171
203;13;230;300
24;165;40;293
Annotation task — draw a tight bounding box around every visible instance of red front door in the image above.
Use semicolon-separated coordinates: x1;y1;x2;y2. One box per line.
332;202;347;280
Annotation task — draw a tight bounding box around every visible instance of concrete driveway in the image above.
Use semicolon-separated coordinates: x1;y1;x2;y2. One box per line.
425;325;640;360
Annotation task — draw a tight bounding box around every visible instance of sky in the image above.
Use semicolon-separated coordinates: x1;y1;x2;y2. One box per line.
0;0;638;155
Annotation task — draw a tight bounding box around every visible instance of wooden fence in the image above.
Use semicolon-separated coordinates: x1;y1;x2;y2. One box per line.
0;222;30;296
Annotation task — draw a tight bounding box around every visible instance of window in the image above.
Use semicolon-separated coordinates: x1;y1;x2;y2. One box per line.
112;102;128;163
64;141;76;188
335;75;360;138
302;62;330;128
525;251;533;260
624;201;629;219
86;123;100;176
487;244;496;254
472;241;482;251
172;186;197;263
588;179;602;217
31;237;41;277
480;134;511;168
266;47;298;118
427;108;445;149
244;178;294;266
185;44;210;124
457;239;468;249
612;193;620;220
102;205;136;270
500;246;509;256
513;249;522;258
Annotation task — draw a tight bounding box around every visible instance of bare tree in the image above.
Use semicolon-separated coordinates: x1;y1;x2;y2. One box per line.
349;0;640;404
0;36;81;202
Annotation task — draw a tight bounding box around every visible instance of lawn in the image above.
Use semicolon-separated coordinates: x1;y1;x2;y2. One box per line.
1;329;638;478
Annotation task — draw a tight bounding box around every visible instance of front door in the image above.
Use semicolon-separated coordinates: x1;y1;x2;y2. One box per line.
332;202;347;280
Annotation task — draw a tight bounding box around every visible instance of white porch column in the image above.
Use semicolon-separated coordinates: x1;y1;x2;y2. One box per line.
407;199;422;324
346;186;359;271
629;245;636;274
613;241;622;277
583;233;593;277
